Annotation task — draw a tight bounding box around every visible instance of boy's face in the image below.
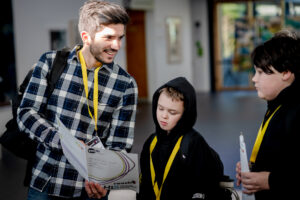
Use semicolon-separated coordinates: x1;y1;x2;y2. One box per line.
252;66;288;101
156;91;184;133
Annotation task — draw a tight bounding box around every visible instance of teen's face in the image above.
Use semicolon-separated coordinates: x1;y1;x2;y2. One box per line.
89;24;125;64
156;92;184;133
252;66;285;101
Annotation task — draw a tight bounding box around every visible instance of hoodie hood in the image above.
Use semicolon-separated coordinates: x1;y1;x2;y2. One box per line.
152;77;197;135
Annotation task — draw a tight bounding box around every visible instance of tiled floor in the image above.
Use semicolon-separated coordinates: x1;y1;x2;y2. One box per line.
0;91;265;199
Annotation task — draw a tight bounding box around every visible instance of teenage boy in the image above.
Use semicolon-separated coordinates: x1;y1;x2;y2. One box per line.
17;1;138;199
236;31;300;199
138;77;226;200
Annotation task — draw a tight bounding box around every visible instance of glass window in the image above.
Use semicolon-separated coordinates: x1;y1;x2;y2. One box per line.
215;1;285;90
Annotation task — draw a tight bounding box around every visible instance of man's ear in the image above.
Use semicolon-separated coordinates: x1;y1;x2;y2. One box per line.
282;70;294;81
81;31;91;45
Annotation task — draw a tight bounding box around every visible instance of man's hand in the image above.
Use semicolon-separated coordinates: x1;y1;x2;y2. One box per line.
85;180;107;199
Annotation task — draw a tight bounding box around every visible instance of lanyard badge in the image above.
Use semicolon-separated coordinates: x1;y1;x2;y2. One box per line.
250;105;281;164
79;50;101;131
150;135;183;200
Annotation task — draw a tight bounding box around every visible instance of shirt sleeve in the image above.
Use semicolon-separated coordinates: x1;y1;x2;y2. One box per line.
105;77;138;152
17;51;61;150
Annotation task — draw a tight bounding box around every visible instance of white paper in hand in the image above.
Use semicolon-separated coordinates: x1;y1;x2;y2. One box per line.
56;116;139;192
239;134;255;200
57;116;89;180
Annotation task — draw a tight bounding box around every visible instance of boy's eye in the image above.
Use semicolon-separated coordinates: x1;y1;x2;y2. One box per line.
255;68;263;74
158;106;164;111
169;111;177;115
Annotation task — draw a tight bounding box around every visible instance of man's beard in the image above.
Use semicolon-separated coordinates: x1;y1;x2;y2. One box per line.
89;44;106;64
89;43;117;64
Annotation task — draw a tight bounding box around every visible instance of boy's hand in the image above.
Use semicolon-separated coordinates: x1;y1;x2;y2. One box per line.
236;161;270;194
241;171;270;194
235;161;242;186
85;180;107;199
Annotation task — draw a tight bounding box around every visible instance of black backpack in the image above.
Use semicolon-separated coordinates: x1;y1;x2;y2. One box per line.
0;48;70;185
179;132;238;200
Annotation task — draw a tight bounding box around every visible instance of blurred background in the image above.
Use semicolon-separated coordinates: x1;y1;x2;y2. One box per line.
1;0;300;199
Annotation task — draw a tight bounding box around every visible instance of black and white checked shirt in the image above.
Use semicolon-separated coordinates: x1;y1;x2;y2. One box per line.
17;46;138;198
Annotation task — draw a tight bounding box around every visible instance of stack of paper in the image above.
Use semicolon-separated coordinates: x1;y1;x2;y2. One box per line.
57;117;139;192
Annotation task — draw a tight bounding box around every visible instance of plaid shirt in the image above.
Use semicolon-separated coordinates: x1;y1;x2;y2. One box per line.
17;46;138;198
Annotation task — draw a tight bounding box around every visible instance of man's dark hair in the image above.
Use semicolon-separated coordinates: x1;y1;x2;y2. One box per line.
251;31;300;76
78;0;129;37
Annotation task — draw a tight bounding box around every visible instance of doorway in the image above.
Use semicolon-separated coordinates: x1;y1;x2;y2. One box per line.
126;10;148;99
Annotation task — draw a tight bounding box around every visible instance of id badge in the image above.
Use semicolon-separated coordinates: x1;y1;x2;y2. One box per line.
86;136;105;149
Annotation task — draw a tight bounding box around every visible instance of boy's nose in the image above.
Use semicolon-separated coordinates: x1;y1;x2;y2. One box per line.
252;73;257;83
162;112;168;119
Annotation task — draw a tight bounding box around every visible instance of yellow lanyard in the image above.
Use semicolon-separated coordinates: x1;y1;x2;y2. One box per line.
150;135;183;200
250;105;281;163
78;50;101;131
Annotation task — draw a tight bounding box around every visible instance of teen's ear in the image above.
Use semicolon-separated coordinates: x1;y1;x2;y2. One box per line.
81;31;91;45
282;70;294;81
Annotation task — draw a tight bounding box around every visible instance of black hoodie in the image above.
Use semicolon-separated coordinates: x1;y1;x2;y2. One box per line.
251;79;300;200
138;77;225;200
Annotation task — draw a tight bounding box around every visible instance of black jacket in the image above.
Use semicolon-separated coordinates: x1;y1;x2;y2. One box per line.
251;79;300;199
138;77;225;200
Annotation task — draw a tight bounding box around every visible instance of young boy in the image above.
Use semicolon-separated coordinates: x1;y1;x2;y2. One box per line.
236;31;300;199
138;77;227;199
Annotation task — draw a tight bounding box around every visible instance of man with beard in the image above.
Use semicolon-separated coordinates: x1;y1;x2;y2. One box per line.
17;1;138;199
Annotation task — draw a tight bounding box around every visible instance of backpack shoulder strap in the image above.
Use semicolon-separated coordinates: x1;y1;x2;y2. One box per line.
180;131;193;157
47;47;70;95
19;68;34;95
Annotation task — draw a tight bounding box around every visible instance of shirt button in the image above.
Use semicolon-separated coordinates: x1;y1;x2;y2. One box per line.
73;107;77;112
